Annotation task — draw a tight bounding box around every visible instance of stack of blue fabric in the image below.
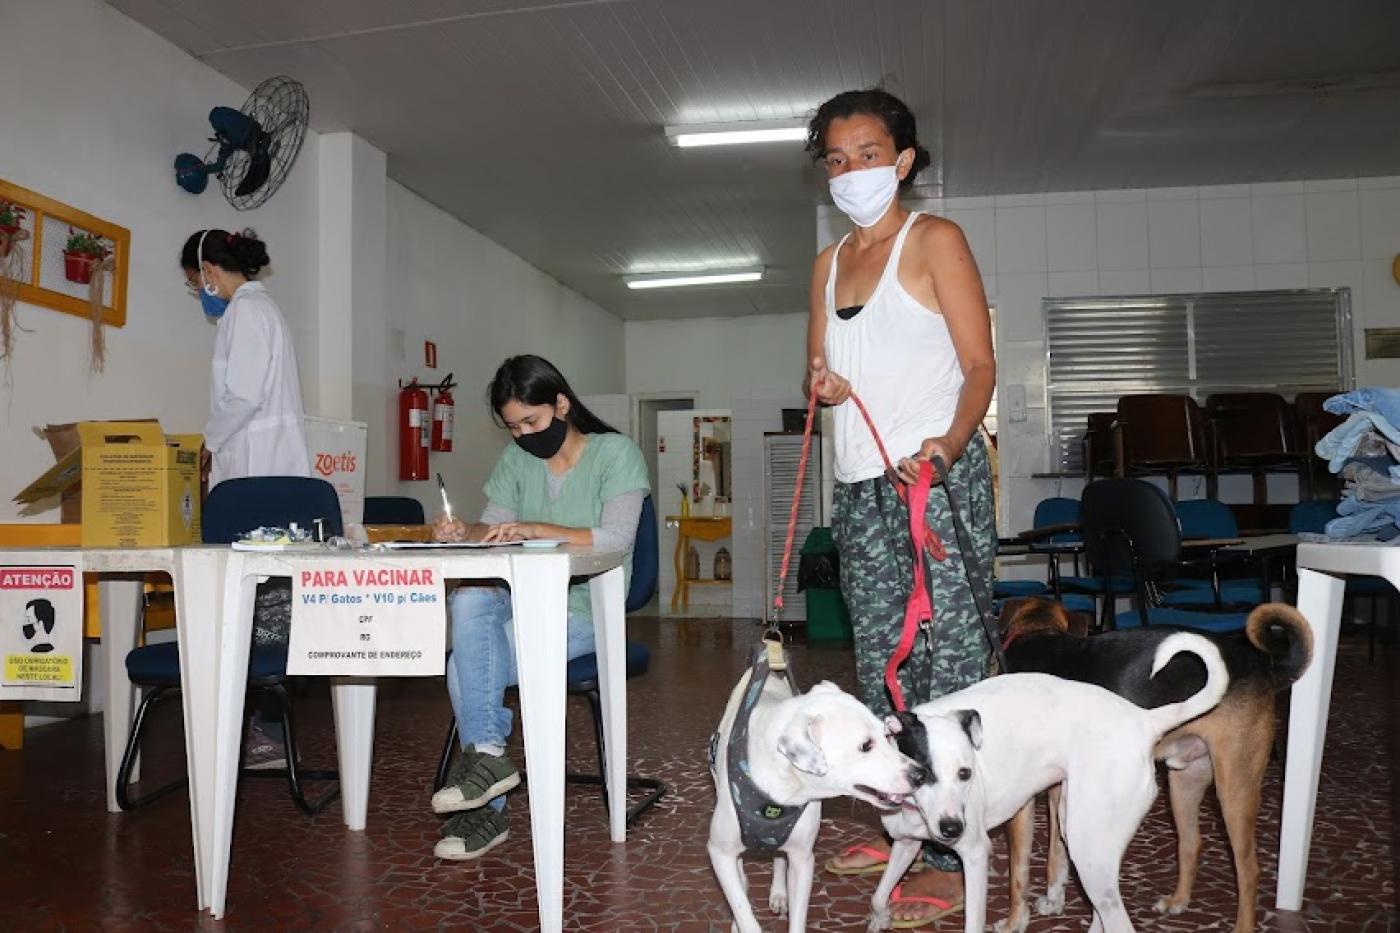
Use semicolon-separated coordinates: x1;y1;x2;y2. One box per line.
1315;387;1400;541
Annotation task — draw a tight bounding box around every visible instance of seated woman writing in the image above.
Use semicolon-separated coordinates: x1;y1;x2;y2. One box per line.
430;354;649;859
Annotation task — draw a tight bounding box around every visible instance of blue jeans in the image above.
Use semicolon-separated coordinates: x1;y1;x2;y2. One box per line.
444;584;596;752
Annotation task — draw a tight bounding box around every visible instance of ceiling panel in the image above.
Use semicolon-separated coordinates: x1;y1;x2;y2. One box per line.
110;0;1400;320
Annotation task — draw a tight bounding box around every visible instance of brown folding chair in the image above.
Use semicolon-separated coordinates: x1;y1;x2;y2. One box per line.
1114;394;1213;499
1293;391;1345;501
1082;412;1118;481
1206;392;1306;504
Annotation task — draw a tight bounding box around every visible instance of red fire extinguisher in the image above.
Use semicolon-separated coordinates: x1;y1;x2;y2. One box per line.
431;373;455;453
399;379;430;481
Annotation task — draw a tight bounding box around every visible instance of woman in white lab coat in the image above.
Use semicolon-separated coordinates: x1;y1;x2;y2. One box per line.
180;228;310;488
181;227;310;769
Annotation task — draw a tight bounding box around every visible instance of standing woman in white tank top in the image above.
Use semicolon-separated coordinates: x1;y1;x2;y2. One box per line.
802;89;998;925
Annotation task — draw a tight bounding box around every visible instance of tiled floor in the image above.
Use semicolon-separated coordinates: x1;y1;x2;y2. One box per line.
1;617;1395;931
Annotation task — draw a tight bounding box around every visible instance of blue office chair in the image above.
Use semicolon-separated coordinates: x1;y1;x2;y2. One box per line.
1159;499;1266;608
995;497;1074;602
1080;479;1253;634
363;496;426;525
1028;496;1133;605
116;477;342;813
993;579;1049;599
434;495;667;825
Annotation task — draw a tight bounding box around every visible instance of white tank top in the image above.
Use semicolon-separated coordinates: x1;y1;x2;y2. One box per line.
824;211;964;484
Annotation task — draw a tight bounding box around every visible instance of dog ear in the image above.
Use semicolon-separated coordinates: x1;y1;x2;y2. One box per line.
955;709;983;750
884;714;904;735
778;714;828;776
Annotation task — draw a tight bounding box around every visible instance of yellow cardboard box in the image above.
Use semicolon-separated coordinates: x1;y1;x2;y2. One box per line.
14;422;202;547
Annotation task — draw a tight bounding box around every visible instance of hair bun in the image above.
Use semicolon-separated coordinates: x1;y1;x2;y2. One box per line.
229;229;270;277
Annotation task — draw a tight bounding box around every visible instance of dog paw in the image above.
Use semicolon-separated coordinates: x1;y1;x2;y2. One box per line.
1034;892;1065;916
1154;895;1187;916
769;889;788;916
866;909;893;932
993;915;1029;933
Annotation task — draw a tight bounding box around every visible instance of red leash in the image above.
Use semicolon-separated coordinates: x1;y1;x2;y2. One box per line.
770;392;949;713
771;392;821;616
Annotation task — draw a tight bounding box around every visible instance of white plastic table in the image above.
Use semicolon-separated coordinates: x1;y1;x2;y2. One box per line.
0;547;221;905
194;544;628;931
1279;541;1396;911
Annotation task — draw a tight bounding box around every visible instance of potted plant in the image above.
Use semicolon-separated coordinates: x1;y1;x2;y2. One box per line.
0;200;25;258
63;228;111;285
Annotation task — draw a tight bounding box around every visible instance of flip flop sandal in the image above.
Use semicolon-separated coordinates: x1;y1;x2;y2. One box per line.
824;843;929;877
888;884;964;929
824;843;895;876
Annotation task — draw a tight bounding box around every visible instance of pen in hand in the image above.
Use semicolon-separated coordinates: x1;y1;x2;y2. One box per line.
437;473;454;523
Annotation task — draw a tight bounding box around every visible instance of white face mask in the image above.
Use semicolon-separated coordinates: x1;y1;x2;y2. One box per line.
829;165;900;228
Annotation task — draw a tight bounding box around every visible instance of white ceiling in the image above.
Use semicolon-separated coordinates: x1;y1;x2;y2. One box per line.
110;0;1400;321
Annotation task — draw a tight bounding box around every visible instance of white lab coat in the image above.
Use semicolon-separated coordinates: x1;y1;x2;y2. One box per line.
205;281;311;487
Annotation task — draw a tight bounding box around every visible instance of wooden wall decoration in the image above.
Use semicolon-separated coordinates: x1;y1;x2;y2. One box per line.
0;178;130;369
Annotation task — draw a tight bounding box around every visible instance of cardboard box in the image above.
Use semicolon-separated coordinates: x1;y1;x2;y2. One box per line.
14;422;202;547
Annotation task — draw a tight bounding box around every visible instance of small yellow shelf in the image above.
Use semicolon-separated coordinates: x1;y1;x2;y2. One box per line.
668;516;733;612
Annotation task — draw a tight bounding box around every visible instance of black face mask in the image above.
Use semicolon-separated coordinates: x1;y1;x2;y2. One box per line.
22;623;36;640
514;417;568;460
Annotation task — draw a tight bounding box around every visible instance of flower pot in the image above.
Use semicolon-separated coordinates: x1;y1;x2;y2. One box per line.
0;224;18;258
64;250;100;285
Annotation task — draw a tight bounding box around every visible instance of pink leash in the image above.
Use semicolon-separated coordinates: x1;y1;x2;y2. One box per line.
771;392;949;713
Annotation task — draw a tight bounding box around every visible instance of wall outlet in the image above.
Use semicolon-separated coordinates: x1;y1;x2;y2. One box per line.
1005;384;1027;423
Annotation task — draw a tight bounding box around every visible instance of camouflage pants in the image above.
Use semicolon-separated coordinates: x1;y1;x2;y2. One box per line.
253;580;293;649
832;434;998;873
832;433;998;719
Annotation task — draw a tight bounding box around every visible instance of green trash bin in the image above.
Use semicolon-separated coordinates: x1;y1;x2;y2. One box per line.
800;527;853;641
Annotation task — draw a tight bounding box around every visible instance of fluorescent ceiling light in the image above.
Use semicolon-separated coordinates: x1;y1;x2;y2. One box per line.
665;121;807;148
625;268;764;290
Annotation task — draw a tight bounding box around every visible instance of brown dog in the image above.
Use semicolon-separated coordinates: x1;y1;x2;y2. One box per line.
997;597;1312;933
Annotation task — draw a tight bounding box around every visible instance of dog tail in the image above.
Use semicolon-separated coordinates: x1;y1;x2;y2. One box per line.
1144;632;1229;735
1245;603;1314;690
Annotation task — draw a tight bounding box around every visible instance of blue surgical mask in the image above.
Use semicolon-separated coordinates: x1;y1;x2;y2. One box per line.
194;229;229;319
200;289;229;319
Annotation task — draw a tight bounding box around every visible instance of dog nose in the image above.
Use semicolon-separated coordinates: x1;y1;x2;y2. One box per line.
938;817;964;840
907;764;929;786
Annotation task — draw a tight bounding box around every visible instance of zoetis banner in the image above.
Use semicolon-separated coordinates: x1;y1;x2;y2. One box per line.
303;416;367;536
0;563;84;701
287;561;445;676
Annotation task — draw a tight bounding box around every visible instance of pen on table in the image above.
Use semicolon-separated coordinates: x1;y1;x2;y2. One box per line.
437;473;454;522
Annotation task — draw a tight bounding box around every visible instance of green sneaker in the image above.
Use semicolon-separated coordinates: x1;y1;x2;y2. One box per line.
430;748;520;813
431;747;480;812
434;808;509;860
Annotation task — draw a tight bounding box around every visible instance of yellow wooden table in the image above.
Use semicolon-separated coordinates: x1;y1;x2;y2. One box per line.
666;515;732;612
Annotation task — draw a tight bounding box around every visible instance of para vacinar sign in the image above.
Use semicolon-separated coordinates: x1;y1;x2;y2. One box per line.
287;562;445;676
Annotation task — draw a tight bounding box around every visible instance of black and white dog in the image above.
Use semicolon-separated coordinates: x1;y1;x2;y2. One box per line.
873;632;1229;933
